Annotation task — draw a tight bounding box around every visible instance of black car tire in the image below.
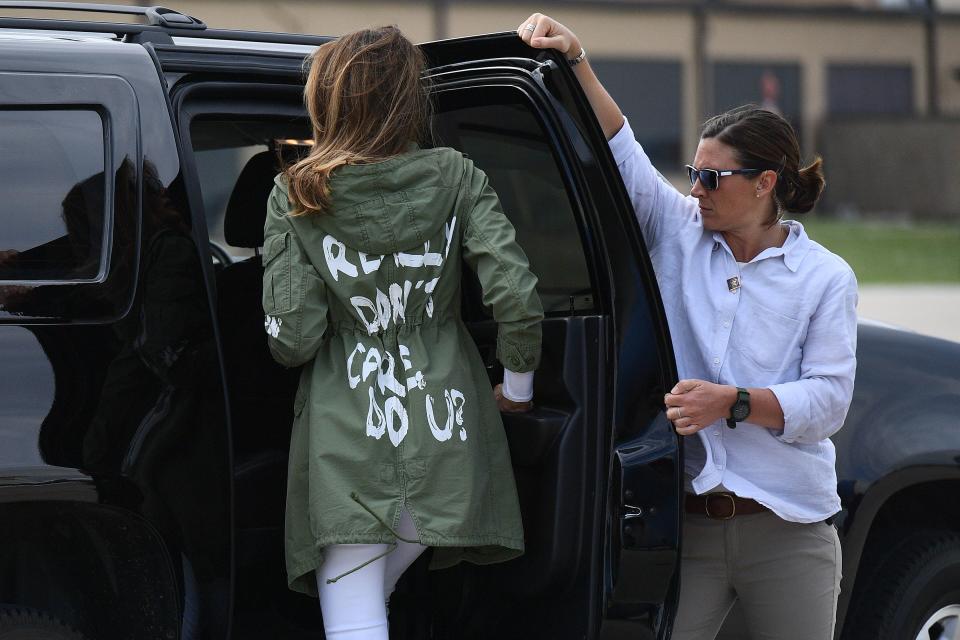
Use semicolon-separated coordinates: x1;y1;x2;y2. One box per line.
0;607;88;640
842;530;960;640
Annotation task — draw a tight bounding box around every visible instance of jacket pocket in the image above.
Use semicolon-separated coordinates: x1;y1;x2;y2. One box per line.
262;232;292;313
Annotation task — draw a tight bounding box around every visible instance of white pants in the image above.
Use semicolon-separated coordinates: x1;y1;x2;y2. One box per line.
316;509;428;640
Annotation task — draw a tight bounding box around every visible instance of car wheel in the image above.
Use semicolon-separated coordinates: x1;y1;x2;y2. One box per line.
0;606;88;640
842;530;960;640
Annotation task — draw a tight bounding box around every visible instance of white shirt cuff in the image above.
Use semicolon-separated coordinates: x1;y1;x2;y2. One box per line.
768;382;808;444
502;369;534;403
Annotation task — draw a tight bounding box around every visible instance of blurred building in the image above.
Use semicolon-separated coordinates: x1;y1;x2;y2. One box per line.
181;0;960;216
4;0;959;216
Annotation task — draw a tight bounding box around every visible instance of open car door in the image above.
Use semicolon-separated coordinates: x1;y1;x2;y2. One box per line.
420;33;683;640
157;29;681;640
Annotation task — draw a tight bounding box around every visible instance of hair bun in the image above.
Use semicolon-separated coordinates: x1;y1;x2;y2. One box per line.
781;156;825;214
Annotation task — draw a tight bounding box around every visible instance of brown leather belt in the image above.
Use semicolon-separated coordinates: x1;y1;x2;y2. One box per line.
684;492;769;519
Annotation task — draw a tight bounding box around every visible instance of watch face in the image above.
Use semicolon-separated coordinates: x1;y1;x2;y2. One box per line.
732;401;750;421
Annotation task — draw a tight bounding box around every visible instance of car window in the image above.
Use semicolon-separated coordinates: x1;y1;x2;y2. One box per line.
434;101;596;315
189;118;312;260
0;110;106;282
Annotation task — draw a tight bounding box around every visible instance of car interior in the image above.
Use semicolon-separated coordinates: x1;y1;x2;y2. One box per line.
185;88;606;637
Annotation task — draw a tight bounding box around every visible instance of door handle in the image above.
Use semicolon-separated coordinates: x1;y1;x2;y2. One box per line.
623;504;644;520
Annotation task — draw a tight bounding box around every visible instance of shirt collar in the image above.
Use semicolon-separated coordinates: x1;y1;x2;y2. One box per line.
711;220;811;272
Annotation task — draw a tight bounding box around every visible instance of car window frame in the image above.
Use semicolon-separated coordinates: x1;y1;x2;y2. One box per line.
0;71;141;323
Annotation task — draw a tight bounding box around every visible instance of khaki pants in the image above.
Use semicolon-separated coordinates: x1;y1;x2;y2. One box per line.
671;510;842;640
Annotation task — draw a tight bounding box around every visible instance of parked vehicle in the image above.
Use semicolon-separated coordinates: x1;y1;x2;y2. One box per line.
0;4;957;639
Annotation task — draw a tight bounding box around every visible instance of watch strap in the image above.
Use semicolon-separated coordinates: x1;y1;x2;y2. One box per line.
567;46;587;66
726;386;750;429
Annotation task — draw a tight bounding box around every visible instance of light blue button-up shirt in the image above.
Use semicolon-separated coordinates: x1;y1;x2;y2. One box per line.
610;119;858;523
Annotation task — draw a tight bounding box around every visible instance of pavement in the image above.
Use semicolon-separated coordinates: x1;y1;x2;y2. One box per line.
857;284;960;343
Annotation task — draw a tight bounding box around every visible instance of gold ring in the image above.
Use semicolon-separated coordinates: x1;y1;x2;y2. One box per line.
677;407;683;420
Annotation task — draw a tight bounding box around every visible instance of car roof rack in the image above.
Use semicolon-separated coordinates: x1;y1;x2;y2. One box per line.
0;1;329;46
0;2;205;29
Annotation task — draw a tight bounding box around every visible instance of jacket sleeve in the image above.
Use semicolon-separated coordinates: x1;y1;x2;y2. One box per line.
461;161;544;374
262;182;329;368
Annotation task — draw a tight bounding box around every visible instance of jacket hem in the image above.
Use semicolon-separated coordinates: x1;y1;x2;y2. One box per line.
285;534;524;598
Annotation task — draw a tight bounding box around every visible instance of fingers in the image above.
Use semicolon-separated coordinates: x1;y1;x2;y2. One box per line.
670;410;704;436
516;13;569;52
516;13;541;44
674;421;703;437
667;405;697;424
670;379;701;395
533;35;567;50
494;383;534;412
500;400;533;413
531;16;551;41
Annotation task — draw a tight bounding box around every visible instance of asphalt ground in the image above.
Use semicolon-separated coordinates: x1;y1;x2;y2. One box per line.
858;284;960;343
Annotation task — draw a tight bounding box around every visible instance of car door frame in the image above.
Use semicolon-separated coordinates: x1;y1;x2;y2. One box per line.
420;35;683;639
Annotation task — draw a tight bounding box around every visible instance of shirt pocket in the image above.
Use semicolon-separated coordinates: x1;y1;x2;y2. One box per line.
732;301;804;373
262;232;293;314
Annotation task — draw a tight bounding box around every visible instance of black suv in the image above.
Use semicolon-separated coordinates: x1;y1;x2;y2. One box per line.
0;4;959;640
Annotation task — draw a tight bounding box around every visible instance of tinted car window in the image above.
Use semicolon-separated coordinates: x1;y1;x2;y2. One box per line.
435;102;596;315
190;118;312;260
0;110;106;281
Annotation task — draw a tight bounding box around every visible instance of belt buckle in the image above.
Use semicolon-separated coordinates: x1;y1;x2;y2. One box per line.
705;493;736;520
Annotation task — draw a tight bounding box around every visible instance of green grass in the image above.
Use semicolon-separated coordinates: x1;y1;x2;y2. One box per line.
795;217;960;284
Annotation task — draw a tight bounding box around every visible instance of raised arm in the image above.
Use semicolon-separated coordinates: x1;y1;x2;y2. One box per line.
517;13;623;140
517;13;699;248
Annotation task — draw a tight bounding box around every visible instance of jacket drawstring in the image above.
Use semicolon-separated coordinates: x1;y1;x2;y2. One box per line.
324;493;421;585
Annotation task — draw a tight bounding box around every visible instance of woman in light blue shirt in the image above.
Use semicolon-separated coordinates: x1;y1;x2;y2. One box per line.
518;13;858;640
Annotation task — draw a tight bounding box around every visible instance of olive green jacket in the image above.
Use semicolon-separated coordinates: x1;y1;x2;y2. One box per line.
261;146;543;596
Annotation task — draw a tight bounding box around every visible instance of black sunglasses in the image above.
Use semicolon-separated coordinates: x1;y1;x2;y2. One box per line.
685;165;764;191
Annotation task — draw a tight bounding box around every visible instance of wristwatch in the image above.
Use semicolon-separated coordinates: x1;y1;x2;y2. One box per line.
726;387;750;429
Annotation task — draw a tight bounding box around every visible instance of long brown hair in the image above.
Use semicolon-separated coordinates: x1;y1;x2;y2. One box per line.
285;26;431;216
701;105;825;219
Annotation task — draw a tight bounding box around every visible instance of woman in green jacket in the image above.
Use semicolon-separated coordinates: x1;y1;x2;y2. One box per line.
261;26;543;639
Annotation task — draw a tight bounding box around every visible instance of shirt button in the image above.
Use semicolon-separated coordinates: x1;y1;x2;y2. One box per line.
723;320;730;328
713;358;720;364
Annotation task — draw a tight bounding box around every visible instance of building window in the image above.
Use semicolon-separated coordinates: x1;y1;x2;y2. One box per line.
827;63;914;116
711;61;803;133
0;110;106;282
590;58;683;170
